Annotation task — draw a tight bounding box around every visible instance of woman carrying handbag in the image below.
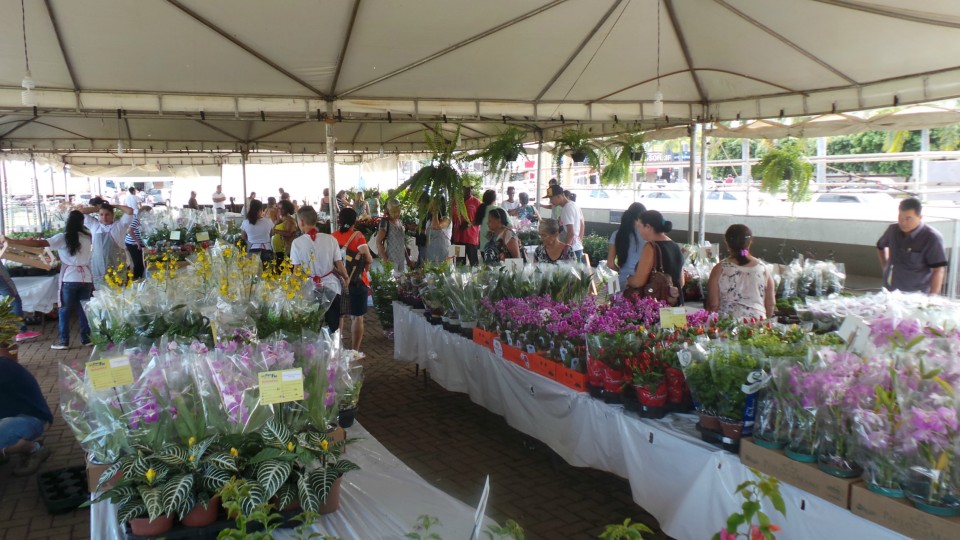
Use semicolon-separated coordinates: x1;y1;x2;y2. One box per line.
625;210;684;306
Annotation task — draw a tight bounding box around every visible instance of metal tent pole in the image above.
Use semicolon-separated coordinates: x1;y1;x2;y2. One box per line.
687;124;696;243
950;219;960;299
742;138;751;216
326;101;338;226
0;159;6;235
63;169;69;203
535;132;543;212
31;155;44;231
241;147;249;213
698;123;708;245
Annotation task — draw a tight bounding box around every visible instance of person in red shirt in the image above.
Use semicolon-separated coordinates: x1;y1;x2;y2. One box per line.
452;187;482;266
332;208;373;350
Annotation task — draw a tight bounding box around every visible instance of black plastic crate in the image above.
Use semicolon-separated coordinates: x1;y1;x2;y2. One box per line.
38;466;89;514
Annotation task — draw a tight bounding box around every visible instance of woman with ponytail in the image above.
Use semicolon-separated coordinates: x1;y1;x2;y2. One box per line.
332;208;372;350
606;202;646;291
627;210;684;305
707;224;775;320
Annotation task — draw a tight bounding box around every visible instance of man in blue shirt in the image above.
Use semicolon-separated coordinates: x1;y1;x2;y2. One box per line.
0;356;52;476
877;198;948;294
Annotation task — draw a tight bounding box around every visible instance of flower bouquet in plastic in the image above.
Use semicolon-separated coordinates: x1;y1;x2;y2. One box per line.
783;355;821;462
59;358;131;467
194;339;275;437
810;348;874;478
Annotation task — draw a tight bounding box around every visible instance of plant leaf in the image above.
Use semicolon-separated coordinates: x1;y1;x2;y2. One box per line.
138;486;164;521
249;447;292;464
161;473;194;517
275;483;297;511
117;501;146;525
240;481;266;517
310;467;339;503
206;451;240;471
256;459;293;501
98;461;123;489
261;417;291;447
298;471;320;513
201;466;231;493
154;445;188;466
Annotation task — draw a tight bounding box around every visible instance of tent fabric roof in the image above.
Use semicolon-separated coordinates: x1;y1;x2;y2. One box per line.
2;0;960;157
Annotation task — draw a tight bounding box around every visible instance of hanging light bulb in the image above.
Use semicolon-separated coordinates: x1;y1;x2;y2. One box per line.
653;89;664;118
21;70;36;107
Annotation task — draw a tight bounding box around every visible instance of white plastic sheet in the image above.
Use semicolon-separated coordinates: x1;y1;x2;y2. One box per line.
393;303;908;540
90;422;493;539
12;275;58;313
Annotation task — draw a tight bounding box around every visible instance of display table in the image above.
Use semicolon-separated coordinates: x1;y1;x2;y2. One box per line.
91;421;493;539
393;302;907;540
12;275;58;313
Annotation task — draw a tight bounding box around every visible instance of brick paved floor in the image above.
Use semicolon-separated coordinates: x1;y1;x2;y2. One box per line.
0;313;668;540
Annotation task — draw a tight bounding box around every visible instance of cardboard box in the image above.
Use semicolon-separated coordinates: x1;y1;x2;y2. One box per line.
850;482;960;540
739;438;859;509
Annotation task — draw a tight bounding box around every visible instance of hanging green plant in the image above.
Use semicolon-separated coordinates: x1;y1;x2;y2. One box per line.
553;128;601;178
467;126;527;182
396;124;468;221
599;132;647;186
753;142;813;206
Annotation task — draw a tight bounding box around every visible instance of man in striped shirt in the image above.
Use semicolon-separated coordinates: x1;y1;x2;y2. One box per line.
124;206;152;280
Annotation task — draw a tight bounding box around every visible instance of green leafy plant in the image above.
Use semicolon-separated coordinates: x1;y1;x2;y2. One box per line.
599;518;654;539
217;478;284;540
581;234;609;267
468;126;528;182
0;296;24;347
396;124;468;222
712;469;786;540
406;514;525;540
600;132;646;186
553;128;601;176
370;260;398;329
753;140;812;206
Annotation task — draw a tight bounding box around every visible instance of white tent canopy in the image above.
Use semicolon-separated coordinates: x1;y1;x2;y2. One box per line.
2;0;960;158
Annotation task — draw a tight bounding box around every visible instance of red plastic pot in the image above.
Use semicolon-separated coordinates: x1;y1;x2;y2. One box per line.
586;357;605;387
602;367;628;394
635;383;668;407
665;368;687;404
181;496;221;528
129;515;174;536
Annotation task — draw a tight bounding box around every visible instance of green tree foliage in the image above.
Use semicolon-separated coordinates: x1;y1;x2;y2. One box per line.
825;130;917;177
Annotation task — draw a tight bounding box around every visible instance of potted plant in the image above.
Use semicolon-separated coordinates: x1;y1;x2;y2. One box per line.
684;358;721;432
553;128;601;174
396;124;468;224
467;126;527;182
337;365;363;429
599;132;646;186
753;139;813;208
631;361;668;419
0;296;23;358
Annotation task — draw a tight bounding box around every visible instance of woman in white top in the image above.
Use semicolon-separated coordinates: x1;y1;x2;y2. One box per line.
289;206;348;335
241;199;275;266
4;211;94;349
79;203;134;287
707;224;775;321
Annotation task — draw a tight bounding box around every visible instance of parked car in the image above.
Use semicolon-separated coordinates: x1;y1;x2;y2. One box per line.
814;192;896;204
147;189;166;206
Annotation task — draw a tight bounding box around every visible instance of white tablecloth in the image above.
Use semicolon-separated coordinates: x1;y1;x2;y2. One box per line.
91;421;493;539
12;275;58;313
393;302;906;540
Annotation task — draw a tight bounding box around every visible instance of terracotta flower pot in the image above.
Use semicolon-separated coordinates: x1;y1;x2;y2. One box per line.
86;455;120;493
317;476;343;514
698;412;721;432
181;496;221;528
719;419;744;441
129;514;174;536
635;383;668;407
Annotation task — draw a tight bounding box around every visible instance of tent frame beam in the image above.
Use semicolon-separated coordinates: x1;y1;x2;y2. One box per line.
535;0;627;101
663;0;707;104
42;0;81;91
588;67;798;104
164;0;331;99
336;0;569;98
330;0;363;96
811;0;960;30
714;0;856;85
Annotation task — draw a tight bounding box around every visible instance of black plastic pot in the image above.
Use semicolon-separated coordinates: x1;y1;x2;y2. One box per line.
570;150;588;163
504;148;521;162
338;407;358;428
630;151;646;162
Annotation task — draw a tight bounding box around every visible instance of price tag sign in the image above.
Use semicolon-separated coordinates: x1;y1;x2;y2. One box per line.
170;230;181;241
659;307;688;329
195;231;210;242
209;320;219;345
259;369;305;405
448;244;465;258
469;476;491;540
492;338;504;359
838;316;859;343
87;357;135;390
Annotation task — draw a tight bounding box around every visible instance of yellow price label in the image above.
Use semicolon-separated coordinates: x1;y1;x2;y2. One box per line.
209;320;219;345
259;369;305;405
195;231;210;242
659;307;688;329
87;356;135;390
170;230;181;241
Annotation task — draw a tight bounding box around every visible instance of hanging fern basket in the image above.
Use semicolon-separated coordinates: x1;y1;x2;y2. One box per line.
571;150;588;163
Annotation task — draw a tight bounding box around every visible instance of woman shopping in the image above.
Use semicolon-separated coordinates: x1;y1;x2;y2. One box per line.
533;218;574;263
376;199;412;272
332;208;373;350
626;210;684;305
482;208;521;265
606;202;646;291
424;197;452;265
271;199;298;264
3;211;94;349
241;199;275;265
706;224;775;320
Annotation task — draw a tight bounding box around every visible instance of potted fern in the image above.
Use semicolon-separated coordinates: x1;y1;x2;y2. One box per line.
599;132;647;186
396;124;468;222
753;140;813;207
0;296;23;358
553;128;601;171
468;126;527;182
